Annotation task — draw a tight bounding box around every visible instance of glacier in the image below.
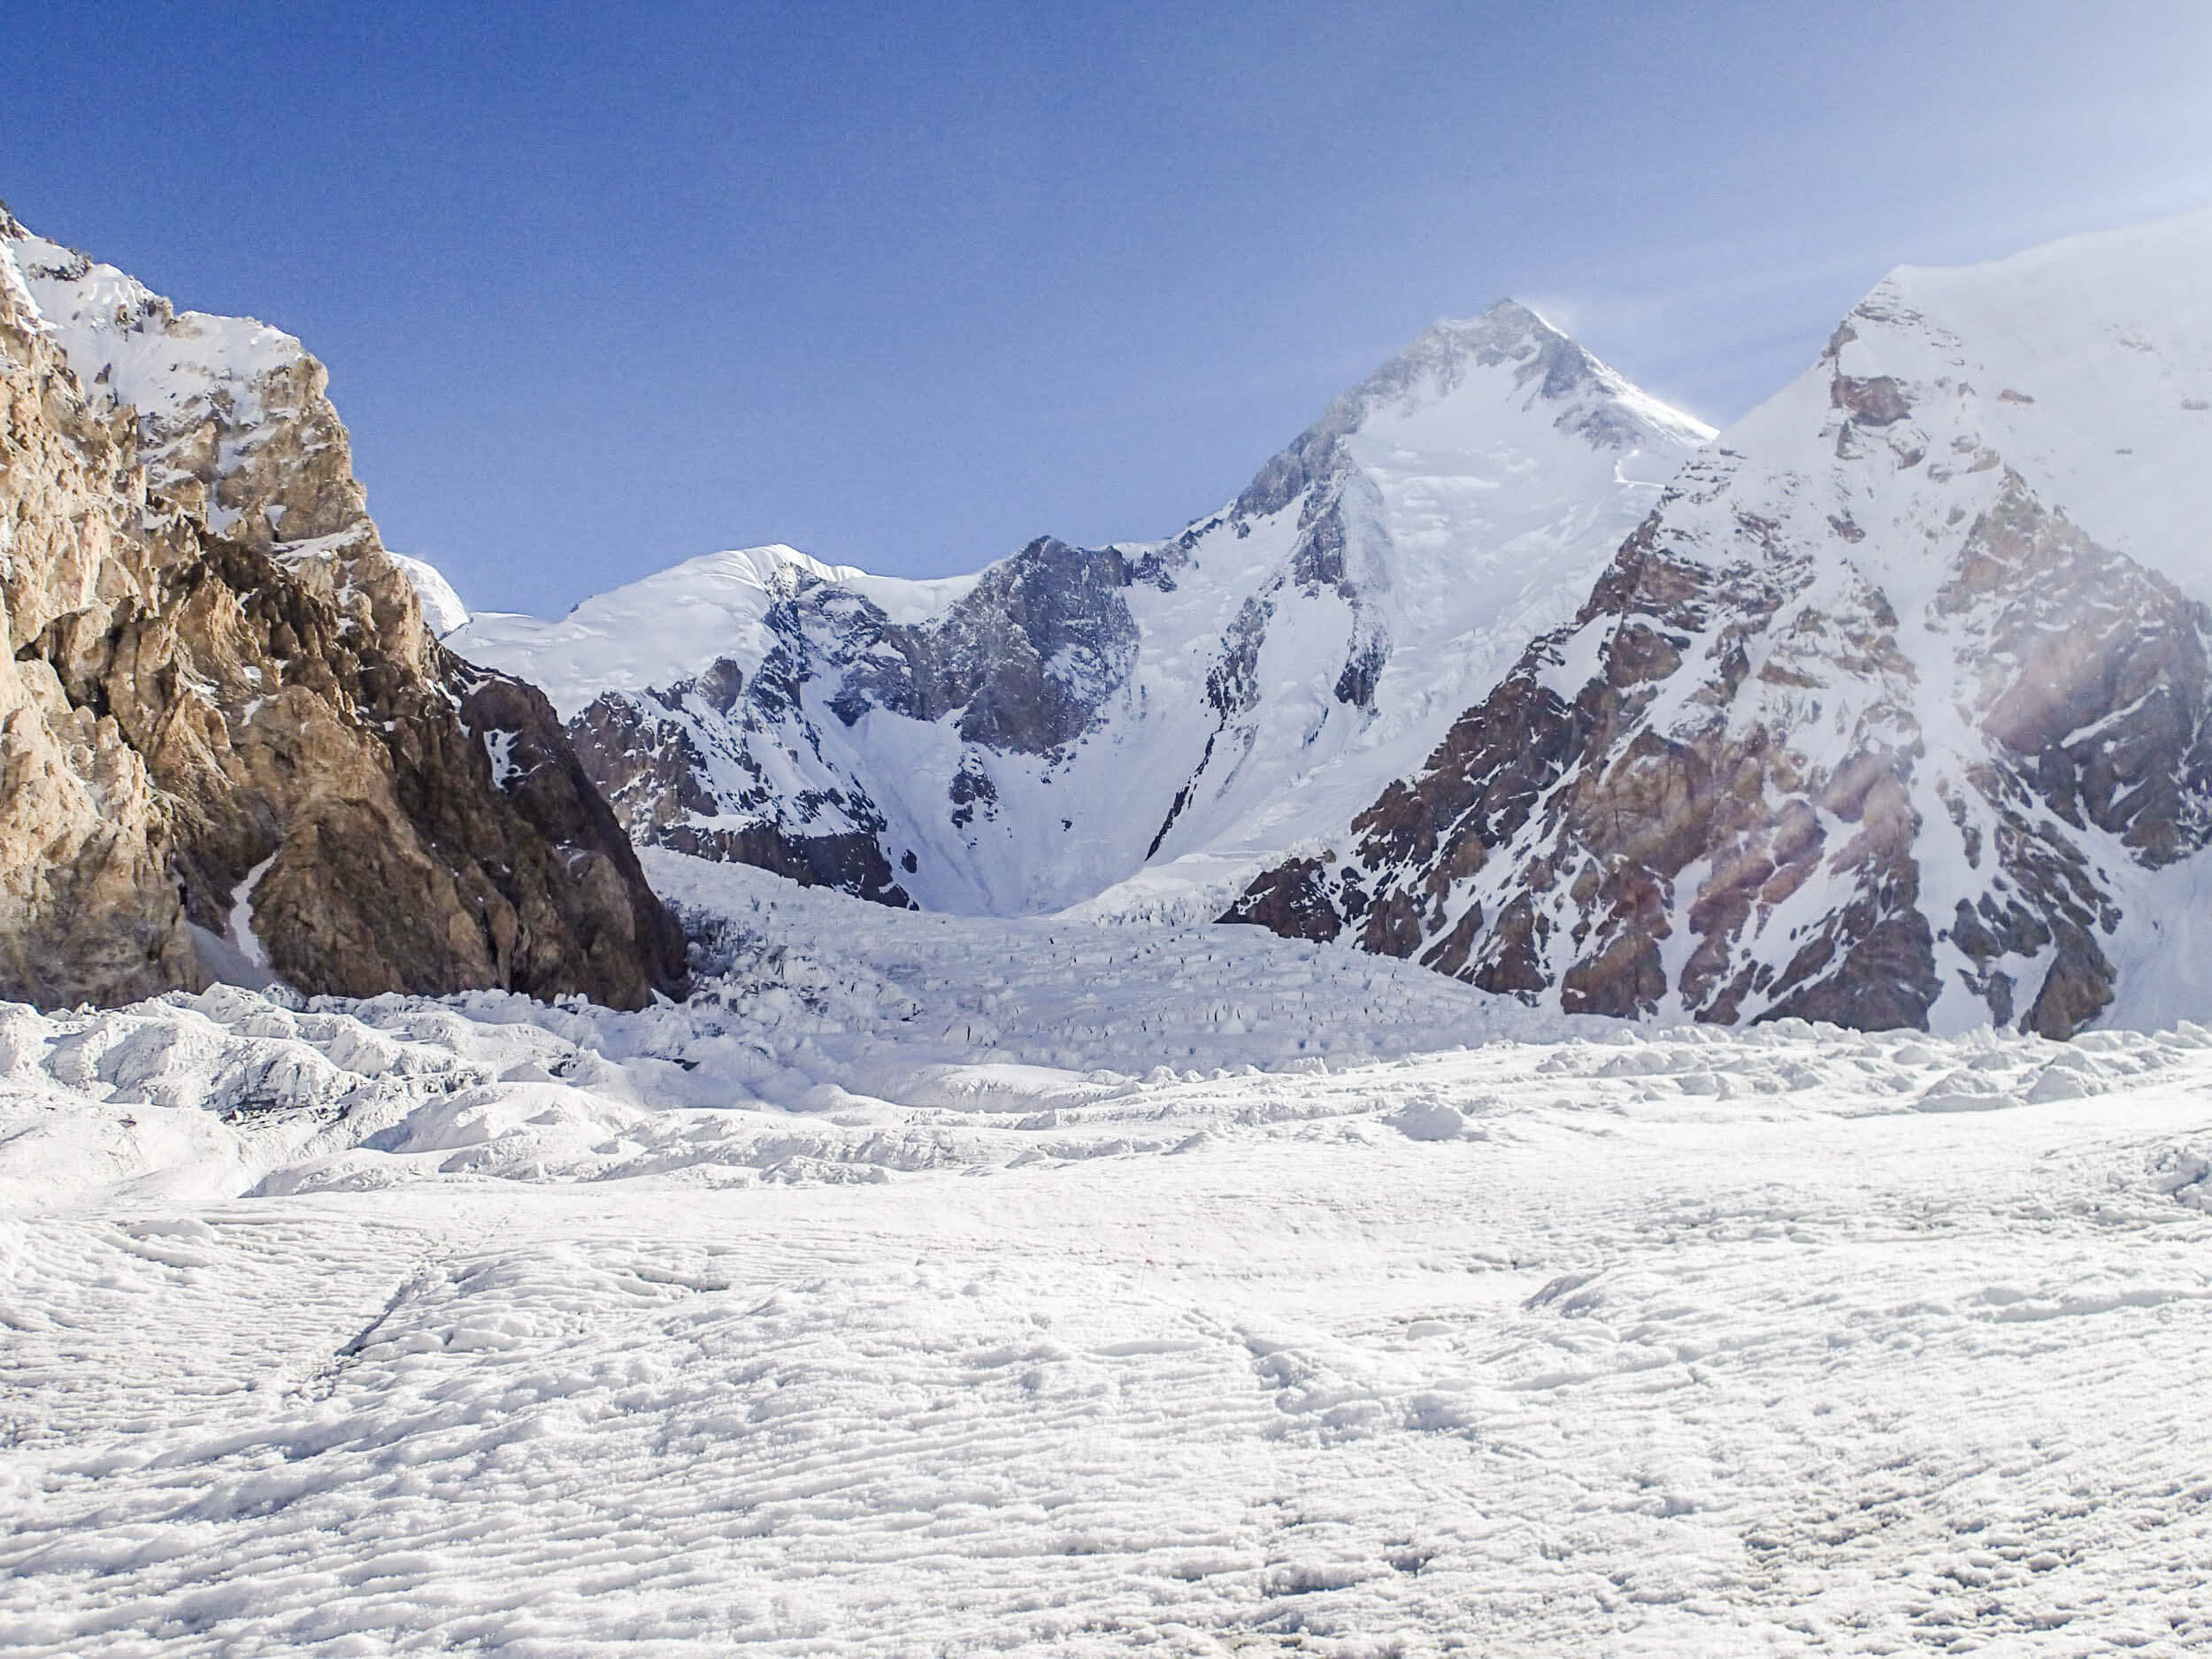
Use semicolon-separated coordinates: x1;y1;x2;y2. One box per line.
6;858;2212;1652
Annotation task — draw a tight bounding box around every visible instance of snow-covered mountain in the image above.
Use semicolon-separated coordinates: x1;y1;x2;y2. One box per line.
0;208;684;1010
1228;209;2212;1036
449;303;1711;916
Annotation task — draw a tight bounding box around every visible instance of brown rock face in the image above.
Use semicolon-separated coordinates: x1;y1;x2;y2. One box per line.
0;317;196;1004
1226;497;1944;1028
1;211;685;1010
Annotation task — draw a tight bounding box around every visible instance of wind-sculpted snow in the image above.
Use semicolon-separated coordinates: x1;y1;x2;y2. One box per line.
8;858;2212;1650
450;303;1710;918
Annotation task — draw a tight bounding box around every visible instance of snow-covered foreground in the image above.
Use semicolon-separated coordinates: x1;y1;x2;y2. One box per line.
7;862;2212;1654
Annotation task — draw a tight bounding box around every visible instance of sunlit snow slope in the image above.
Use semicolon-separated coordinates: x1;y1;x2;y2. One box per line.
449;304;1710;918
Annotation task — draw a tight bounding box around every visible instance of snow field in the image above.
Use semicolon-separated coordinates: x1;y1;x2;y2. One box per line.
5;862;2212;1651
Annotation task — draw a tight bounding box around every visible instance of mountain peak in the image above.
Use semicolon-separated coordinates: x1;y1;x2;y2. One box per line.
1233;301;1709;522
1227;205;2212;1037
1393;300;1603;405
1432;296;1560;342
454;279;1711;921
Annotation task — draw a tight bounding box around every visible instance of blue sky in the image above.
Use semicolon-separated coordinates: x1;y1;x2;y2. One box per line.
12;2;2212;612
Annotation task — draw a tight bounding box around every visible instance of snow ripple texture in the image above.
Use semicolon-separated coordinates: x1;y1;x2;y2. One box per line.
6;856;2212;1653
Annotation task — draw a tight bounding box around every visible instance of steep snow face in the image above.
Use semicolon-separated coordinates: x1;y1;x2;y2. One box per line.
1079;303;1710;922
1230;208;2212;1036
1859;212;2212;599
449;303;1709;917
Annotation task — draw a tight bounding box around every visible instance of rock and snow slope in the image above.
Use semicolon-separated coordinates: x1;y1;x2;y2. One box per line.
449;304;1710;918
1230;209;2212;1037
0;210;684;1010
6;862;2212;1653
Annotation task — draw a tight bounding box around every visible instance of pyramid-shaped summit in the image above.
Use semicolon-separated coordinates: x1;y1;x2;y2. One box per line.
449;309;1711;919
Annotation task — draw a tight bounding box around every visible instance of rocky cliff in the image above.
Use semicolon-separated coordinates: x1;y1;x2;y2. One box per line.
1226;210;2212;1036
0;208;685;1010
451;303;1710;918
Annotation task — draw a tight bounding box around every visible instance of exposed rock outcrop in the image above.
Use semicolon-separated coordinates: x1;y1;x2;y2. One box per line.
1;207;685;1010
567;660;916;908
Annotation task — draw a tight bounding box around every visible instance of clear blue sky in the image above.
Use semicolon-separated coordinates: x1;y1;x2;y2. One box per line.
12;2;2211;613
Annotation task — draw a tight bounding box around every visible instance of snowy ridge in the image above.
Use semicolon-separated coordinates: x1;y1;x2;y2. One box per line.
449;303;1711;918
2;217;348;553
2;227;302;502
1870;208;2212;596
0;209;456;611
455;545;980;720
388;554;470;635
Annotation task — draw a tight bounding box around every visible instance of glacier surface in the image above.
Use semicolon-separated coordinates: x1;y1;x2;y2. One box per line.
5;856;2212;1654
